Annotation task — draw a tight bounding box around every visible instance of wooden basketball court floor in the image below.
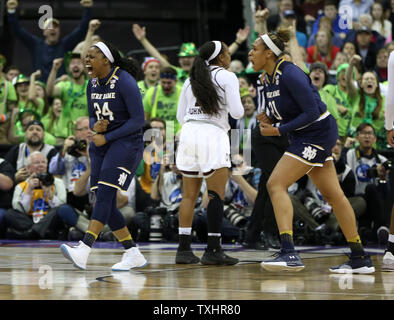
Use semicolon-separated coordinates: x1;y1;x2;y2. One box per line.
0;240;393;301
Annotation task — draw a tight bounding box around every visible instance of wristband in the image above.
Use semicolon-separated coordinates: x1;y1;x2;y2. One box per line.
235;41;242;46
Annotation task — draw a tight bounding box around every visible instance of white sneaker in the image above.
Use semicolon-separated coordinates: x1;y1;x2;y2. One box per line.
111;247;147;271
60;241;91;270
382;251;394;271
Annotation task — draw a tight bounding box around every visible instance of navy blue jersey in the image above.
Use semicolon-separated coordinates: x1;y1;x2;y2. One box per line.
263;60;328;136
87;67;145;141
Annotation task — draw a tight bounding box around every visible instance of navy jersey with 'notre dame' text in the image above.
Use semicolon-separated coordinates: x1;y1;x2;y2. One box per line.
87;67;145;141
87;67;145;191
263;59;338;165
263;60;329;136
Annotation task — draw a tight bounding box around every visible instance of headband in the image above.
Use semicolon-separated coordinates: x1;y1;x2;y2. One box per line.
94;42;114;63
205;41;222;66
160;73;177;80
260;34;282;56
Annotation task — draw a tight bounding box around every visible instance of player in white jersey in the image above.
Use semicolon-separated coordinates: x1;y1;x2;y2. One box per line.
382;51;394;271
175;40;244;265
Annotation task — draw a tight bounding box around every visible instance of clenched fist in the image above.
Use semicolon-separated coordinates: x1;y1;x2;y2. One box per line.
93;119;109;133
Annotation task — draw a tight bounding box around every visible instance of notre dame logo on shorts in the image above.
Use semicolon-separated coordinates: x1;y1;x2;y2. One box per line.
118;172;128;187
302;146;317;161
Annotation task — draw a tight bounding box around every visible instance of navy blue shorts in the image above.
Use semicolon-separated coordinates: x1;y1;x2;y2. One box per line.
285;115;338;167
89;133;144;192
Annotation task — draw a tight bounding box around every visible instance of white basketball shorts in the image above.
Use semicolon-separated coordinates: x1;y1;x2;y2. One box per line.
176;121;231;178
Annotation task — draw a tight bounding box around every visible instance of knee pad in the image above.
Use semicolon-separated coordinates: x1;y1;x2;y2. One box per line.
208;190;221;201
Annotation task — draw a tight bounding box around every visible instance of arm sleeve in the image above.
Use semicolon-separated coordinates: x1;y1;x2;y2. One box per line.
221;71;244;120
278;64;321;135
104;73;145;142
12;184;31;213
62;8;91;51
7;13;39;48
176;81;189;125
385;51;394;130
48;152;65;175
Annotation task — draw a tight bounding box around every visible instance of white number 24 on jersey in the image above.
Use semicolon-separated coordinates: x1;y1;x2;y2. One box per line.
94;102;114;121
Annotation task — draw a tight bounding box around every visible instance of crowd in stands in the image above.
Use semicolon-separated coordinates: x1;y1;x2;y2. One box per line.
0;0;393;249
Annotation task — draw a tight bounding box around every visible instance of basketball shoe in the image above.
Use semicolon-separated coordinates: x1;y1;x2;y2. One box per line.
60;241;91;270
175;250;200;264
201;248;239;265
382;251;394;271
329;253;375;274
261;250;305;272
111;247;147;271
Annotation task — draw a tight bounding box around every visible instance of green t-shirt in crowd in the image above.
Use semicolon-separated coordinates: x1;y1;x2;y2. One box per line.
143;85;182;132
41;113;72;140
18;98;45;115
318;89;340;121
323;84;356;137
348;94;387;150
0;78;17;114
56;79;89;123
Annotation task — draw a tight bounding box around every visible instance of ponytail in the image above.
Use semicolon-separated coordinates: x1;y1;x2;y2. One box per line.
190;41;224;116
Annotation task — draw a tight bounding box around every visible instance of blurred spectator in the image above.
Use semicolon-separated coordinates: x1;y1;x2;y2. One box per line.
4;65;20;83
346;55;386;148
308;16;345;48
0;55;18;145
237;88;257;151
6;0;92;82
344;123;391;244
344;23;386;61
5;119;57;183
328;51;349;84
229;60;245;74
41;98;71;147
281;10;308;48
323;63;357;138
48;116;93;204
311;0;350;40
47;52;89;125
338;0;375;26
143;67;182;133
267;0;306;34
139;118;168;195
300;0;325;31
371;1;392;39
0;157;15;237
309;62;341;121
307;29;340;69
375;47;389;82
137;57;160;99
341;41;357;60
1;151;67;240
8;108;56;146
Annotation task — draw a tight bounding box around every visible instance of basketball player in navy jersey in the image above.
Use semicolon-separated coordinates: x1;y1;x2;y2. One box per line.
60;41;147;271
249;28;375;274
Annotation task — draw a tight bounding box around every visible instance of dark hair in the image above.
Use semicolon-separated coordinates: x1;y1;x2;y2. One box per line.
161;66;177;76
262;27;291;57
324;0;338;8
98;41;140;79
190;41;225;116
356;122;375;134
